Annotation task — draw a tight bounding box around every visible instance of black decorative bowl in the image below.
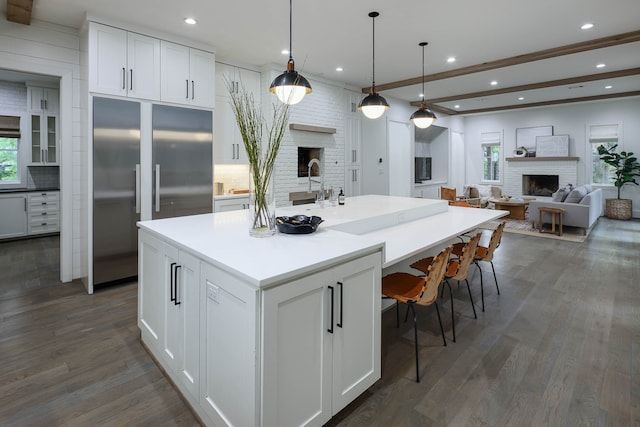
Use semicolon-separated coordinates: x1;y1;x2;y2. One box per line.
276;215;324;234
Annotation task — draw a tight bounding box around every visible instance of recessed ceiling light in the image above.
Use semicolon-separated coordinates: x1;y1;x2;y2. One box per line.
419;93;424;98
447;57;456;63
454;105;460;109
596;63;606;68
605;85;612;89
281;49;289;55
581;23;594;30
490;80;498;86
518;97;525;101
184;17;197;25
336;67;343;72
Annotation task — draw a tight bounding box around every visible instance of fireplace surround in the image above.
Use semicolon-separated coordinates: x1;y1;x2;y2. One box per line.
505;157;578;197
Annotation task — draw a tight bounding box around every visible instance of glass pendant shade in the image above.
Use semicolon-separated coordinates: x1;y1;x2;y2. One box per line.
410;102;437;129
270;0;311;105
270;61;312;105
358;92;390;119
360;11;388;120
411;42;436;128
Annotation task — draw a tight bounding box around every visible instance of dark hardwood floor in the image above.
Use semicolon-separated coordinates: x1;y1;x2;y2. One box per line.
1;218;638;426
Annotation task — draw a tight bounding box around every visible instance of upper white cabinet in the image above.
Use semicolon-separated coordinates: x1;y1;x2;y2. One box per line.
161;41;215;108
345;91;363;197
28;86;59;165
214;63;260;164
89;23;161;100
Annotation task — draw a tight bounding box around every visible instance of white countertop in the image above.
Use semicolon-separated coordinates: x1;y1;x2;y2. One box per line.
138;195;507;288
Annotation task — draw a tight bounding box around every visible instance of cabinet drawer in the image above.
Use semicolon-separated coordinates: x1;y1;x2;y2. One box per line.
29;211;59;224
28;221;60;235
28;192;59;204
29;200;59;213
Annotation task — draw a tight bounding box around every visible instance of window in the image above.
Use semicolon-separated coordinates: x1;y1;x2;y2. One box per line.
590;124;618;185
0;137;19;183
0;115;22;185
481;132;501;182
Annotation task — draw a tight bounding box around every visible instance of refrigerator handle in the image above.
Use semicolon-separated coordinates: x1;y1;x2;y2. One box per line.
135;164;141;214
155;164;161;213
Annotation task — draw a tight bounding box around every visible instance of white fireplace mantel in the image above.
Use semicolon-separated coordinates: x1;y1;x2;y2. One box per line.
505;157;579;196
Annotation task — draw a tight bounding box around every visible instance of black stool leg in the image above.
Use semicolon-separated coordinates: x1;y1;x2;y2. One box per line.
491;261;500;295
465;278;477;319
434;301;447;347
476;261;485;312
409;302;420;383
447;281;455;343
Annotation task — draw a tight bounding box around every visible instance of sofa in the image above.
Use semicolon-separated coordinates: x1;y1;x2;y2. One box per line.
462;184;502;208
528;184;603;235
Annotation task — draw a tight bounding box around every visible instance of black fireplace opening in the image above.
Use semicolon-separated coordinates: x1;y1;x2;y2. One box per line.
522;174;559;196
298;147;322;178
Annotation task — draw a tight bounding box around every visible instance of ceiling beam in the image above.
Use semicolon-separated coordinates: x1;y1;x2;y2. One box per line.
6;0;33;25
364;30;640;93
409;68;640;106
454;91;640;115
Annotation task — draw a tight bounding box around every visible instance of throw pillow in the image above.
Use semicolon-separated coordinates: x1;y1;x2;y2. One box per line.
564;185;588;203
476;184;492;199
551;189;565;202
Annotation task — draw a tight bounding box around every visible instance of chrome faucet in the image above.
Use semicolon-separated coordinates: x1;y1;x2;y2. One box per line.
307;158;324;202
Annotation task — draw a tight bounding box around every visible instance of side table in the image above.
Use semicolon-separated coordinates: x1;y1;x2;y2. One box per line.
538;207;565;236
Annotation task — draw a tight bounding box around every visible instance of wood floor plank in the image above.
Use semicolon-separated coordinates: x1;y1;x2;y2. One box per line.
1;219;639;426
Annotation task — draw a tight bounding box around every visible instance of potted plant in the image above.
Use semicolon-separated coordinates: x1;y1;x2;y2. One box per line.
227;80;290;236
597;144;640;220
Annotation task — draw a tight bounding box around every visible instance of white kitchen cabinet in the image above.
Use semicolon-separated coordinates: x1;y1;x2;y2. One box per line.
262;252;381;426
344;92;362;197
138;232;200;402
138;225;382;427
28;86;59;165
27;191;60;235
213;196;249;212
0;193;27;239
214;63;260;164
161;41;215;108
89;22;161;100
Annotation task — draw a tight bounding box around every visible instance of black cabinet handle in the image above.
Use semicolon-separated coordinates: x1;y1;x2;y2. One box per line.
122;67;126;90
186;79;189;99
191;80;195;100
174;265;182;305
327;285;334;334
170;262;177;302
337;281;343;328
130;69;133;91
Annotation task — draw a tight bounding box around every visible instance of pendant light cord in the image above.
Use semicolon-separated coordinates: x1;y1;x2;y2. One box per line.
421;44;425;101
371;13;376;89
289;0;293;62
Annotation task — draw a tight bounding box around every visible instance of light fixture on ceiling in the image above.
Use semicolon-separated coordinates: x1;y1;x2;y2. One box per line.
269;0;312;105
596;63;606;68
605;85;613;89
410;42;437;129
490;80;498;86
358;11;389;119
581;23;594;30
184;17;197;25
447;56;456;63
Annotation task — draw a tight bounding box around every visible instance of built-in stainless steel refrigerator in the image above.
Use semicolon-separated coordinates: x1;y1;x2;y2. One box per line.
152;104;213;219
93;98;212;286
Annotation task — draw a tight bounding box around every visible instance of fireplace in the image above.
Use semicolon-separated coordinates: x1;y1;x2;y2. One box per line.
522;174;559;196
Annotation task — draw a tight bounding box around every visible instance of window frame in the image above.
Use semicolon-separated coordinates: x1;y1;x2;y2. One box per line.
480;131;503;184
588;122;623;188
0;112;27;189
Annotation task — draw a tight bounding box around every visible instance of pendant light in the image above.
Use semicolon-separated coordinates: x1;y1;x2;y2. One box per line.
269;0;312;105
410;42;437;129
358;11;389;119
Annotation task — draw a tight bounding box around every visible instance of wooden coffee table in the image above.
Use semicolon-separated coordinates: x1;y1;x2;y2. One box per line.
491;199;531;220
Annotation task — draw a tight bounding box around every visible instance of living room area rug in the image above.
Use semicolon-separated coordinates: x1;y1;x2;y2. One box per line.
484;216;589;243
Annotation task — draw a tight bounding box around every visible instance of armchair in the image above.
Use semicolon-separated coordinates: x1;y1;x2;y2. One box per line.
463;184;502;208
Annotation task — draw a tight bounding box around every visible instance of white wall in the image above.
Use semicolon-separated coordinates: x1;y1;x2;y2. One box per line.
464;97;640;217
0;19;81;281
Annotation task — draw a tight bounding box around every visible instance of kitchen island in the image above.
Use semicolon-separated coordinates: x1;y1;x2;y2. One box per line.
137;195;506;427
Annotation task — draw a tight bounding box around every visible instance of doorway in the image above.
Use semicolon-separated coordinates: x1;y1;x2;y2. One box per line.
0;65;71;284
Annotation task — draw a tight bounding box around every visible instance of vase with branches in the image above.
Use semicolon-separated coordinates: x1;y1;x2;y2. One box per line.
228;80;290;236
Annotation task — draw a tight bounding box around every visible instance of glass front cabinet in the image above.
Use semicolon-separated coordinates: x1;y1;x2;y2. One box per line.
28;86;59;165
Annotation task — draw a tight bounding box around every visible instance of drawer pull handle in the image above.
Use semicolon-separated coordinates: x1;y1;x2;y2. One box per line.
42;202;47;205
